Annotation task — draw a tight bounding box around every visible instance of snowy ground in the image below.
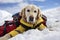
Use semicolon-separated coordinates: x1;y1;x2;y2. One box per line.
42;7;60;31
0;7;60;40
9;29;60;40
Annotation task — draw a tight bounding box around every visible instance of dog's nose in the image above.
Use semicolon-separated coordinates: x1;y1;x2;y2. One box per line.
29;16;34;21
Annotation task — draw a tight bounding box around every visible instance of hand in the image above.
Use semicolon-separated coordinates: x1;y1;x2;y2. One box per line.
0;34;10;40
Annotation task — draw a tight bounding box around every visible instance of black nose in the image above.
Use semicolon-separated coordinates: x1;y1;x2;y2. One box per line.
29;16;34;21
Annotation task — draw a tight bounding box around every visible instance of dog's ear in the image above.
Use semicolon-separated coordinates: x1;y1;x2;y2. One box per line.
37;8;42;19
20;8;26;18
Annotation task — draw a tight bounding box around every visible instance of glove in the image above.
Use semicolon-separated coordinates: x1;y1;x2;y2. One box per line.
0;34;10;40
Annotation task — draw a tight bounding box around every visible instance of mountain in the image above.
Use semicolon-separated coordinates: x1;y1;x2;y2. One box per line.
0;10;13;26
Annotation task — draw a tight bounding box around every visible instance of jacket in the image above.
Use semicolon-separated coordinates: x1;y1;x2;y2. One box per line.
0;21;17;37
9;17;47;37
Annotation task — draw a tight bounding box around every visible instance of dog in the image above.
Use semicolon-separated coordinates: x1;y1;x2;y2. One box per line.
20;5;41;24
0;5;47;40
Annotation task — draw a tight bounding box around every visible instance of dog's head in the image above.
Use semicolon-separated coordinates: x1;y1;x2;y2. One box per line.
20;5;42;24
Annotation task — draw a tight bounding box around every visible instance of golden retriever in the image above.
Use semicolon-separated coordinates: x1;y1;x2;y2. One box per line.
20;5;41;24
0;5;44;40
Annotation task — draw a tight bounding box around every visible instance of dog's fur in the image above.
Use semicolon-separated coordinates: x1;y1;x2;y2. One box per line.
20;5;42;24
0;5;42;40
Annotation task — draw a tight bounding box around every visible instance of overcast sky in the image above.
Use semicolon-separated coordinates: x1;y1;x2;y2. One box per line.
0;0;60;14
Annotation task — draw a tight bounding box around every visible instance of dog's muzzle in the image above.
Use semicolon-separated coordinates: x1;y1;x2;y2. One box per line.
29;16;34;22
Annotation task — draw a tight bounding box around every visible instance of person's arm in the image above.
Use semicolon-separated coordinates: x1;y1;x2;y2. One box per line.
37;15;47;30
9;25;25;37
0;34;10;40
0;25;25;40
37;23;46;30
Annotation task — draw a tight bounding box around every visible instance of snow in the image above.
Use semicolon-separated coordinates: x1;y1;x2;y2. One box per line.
8;29;60;40
8;7;60;40
42;7;60;31
0;10;13;26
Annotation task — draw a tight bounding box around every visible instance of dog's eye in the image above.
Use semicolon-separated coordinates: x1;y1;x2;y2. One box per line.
27;9;30;12
34;10;37;13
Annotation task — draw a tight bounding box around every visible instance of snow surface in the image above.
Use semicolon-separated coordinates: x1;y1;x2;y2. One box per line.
42;7;60;31
0;10;13;26
9;29;60;40
8;7;60;40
